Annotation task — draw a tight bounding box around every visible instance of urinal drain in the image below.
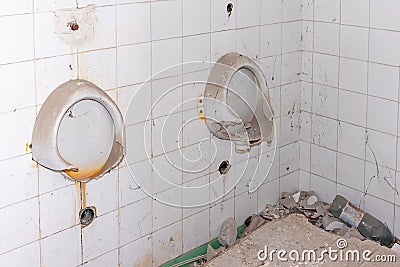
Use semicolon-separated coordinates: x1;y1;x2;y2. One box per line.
79;206;96;226
219;160;231;175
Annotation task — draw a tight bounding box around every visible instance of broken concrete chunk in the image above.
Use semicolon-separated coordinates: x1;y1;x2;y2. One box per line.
334;226;365;240
242;215;266;237
391;243;400;255
206;244;224;261
322;215;344;231
292;192;301;203
218;217;237;247
307;195;318;205
279;196;297;209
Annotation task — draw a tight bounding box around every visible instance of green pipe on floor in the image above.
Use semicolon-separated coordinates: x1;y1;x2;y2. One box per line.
160;224;246;267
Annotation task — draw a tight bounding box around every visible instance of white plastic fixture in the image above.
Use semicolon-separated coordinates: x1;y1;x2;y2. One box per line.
202;52;274;153
31;79;125;182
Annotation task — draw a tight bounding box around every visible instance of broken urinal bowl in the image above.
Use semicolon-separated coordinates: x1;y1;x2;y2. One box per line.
202;52;274;153
31;79;125;182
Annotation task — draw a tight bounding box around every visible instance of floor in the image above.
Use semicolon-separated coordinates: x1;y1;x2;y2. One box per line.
205;214;399;266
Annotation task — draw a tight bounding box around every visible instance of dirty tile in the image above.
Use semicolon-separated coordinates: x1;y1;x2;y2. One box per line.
211;0;237;32
152;221;183;267
261;0;282;24
314;0;340;23
209;198;234;238
313;53;339;87
237;27;260;60
311;115;337;150
337;153;364;192
183;209;209;252
84;249;118;267
312;84;338;119
310;144;336;182
368;63;399;102
120;235;152;267
151;0;182;40
117;2;150;46
338;90;367;127
0;241;40;267
183;0;210;36
367;96;398;136
314;22;339;55
339;57;367;94
237;0;260;28
365;129;397;170
260;24;282;58
282;21;302;54
337;121;366;160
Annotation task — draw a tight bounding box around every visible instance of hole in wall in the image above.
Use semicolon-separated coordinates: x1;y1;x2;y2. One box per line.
219;160;231;175
227;3;233;17
79;206;96;226
68;21;79;31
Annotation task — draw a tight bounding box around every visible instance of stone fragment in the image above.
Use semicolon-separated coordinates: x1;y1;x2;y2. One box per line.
218;217;237;247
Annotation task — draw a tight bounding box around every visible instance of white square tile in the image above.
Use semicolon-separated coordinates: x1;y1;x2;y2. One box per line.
151;76;182;118
314;0;340;23
85;170;118;216
151;0;182;40
257;179;280;210
259;56;282;88
119;82;151;126
152;38;183;79
182;209;209;252
302;22;313;51
339;57;367;94
39;185;79;237
0;242;40;267
39;166;74;195
368;63;399;101
299;170;311;190
302;0;313;20
363;195;395;232
311;115;337;150
0;155;38;209
119;163;151;207
117;42;151;87
237;0;260;28
281;82;301;116
340;25;369;61
84;249;118;267
300;140;311;170
0;14;34;64
281;52;301;84
235;192;257;225
182;175;209;212
119;235;152;267
152;113;182;156
337;153;364;192
41;226;81;267
0;198;39;254
338;90;367;127
260;24;282;57
183;0;210;36
341;0;369;27
280;113;300;146
313;22;339;55
310;174;336;203
211;30;236;62
301;51;313;82
125;122;151;165
183;34;211;73
365;162;396;203
117;2;151;46
280;142;300;176
370;0;400;31
369;29;400;66
367;96;397;136
310;144;336;182
0;61;35;113
300;82;312;113
34;0;75;12
211;0;236;32
152;151;182;194
237;27;260;60
120;197;152;246
79;6;116;52
283;0;302;21
152;221;182;267
280;170;300;193
0;108;36;161
312;84;338;119
261;0;282;24
282;21;302;53
300;112;311;142
182;69;210;110
365;129;397;170
182;109;211;147
209;198;234;238
79;48;117;90
337;121;366;160
36;54;78;105
313;53;338;87
0;0;32;16
153;189;182;231
82;210;119;262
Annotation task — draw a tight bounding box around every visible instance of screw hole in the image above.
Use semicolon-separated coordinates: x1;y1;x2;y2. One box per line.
219;160;231;175
79;207;96;226
69;22;79;31
227;3;233;17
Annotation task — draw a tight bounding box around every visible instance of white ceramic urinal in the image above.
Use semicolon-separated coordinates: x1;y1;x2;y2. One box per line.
202;52;274;153
32;79;125;182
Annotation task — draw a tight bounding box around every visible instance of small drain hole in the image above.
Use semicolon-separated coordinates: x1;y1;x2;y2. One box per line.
79;206;96;226
219;160;231;175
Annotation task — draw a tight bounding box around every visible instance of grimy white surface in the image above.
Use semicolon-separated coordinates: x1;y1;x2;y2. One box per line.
205;214;398;266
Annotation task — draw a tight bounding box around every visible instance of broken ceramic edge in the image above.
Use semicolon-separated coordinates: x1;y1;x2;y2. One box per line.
31;79;126;182
203;52;274;154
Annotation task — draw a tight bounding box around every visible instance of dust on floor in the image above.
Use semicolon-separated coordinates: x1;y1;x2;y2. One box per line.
205;214;399;266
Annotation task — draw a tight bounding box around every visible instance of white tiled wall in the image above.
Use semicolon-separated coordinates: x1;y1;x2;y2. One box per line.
300;0;400;239
0;0;303;266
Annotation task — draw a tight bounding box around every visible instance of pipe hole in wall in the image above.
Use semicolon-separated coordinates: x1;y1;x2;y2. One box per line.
79;206;96;226
219;160;231;175
227;3;233;17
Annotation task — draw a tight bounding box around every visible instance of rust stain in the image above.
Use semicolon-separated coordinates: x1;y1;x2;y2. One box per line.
81;182;87;208
25;142;30;153
65;162;106;180
196;97;206;123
